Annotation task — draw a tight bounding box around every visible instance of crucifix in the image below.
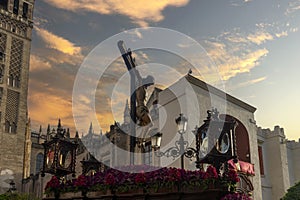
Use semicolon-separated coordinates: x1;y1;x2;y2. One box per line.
118;40;154;164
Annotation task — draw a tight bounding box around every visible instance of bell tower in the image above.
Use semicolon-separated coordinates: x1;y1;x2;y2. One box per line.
0;0;35;192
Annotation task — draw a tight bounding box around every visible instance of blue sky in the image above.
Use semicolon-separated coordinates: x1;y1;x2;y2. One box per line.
28;0;300;140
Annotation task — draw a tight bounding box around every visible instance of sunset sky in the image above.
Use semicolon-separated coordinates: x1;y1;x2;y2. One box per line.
29;0;300;140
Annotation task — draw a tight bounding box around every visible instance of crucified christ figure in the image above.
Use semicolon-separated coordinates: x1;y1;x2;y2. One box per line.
128;51;154;126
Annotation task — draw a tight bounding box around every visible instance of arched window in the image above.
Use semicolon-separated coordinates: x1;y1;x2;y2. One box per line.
0;1;8;10
11;122;17;133
220;115;251;163
36;153;44;174
22;2;29;18
12;76;16;87
8;75;13;86
15;76;20;88
13;0;19;15
5;121;10;133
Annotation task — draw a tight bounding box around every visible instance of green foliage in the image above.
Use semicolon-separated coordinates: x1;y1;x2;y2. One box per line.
0;193;41;200
282;181;300;200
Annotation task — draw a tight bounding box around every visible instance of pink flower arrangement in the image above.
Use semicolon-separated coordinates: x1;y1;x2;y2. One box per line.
45;165;247;197
74;174;88;187
205;165;218;179
104;172;116;185
226;169;240;183
221;169;240;192
45;176;61;192
45;176;63;197
134;172;146;184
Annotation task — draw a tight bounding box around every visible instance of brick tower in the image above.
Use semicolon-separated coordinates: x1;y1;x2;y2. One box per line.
0;0;35;192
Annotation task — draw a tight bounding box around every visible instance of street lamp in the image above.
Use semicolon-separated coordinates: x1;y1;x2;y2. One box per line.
194;109;238;172
152;113;198;169
175;113;188;134
151;110;238;172
41;119;78;178
151;132;162;150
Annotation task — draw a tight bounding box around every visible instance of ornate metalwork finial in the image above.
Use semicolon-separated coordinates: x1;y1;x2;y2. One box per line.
39;125;42;134
58;118;61;127
207;110;212;120
66;128;70;138
47;124;50;134
211;108;219;120
57;118;63;135
88;122;93;134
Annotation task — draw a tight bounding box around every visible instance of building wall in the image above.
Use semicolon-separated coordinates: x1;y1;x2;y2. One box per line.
257;126;300;200
222;96;261;200
81;122;131;169
257;133;273;200
0;0;35;193
29;134;44;175
155;75;262;199
286;140;300;186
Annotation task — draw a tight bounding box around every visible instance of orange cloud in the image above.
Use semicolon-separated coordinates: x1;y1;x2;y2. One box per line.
247;31;274;45
28;91;75;133
286;0;300;14
44;0;190;26
96;112;115;133
46;50;84;66
275;31;288;38
35;27;82;56
249;76;267;84
204;37;269;81
200;25;286;82
219;25;290;46
29;55;52;71
227;76;267;91
219;48;268;80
